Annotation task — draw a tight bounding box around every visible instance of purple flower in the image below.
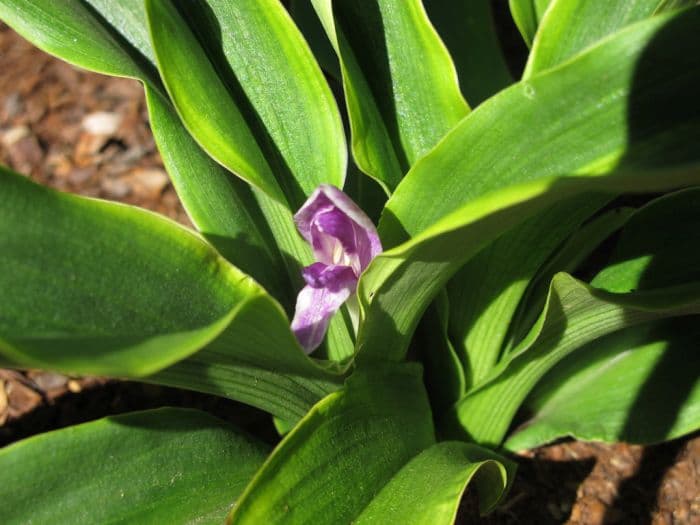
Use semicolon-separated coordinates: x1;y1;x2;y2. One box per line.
291;185;382;353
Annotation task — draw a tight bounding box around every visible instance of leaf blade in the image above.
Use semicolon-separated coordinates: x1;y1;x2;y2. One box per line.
0;408;269;525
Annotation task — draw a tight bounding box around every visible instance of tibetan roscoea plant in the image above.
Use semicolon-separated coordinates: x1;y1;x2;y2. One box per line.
1;1;699;523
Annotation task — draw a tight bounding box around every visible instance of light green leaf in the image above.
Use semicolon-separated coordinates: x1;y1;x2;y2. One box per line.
524;0;694;78
0;0;299;305
0;408;269;525
145;0;358;354
229;364;435;524
424;0;513;105
505;318;700;450
447;274;700;447
0;0;153;82
0;169;342;421
145;0;346;208
508;0;552;47
355;442;515;523
312;0;469;192
356;8;700;363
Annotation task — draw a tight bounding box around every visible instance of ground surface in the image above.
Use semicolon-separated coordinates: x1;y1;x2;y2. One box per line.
0;23;698;525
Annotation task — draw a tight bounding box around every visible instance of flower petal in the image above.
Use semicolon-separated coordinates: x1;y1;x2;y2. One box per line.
301;262;355;290
295;184;382;271
292;264;357;353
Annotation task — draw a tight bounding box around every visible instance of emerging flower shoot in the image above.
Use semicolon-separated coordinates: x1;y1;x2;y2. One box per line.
291;185;382;353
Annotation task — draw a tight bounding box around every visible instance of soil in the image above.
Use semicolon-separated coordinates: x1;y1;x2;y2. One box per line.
0;23;698;525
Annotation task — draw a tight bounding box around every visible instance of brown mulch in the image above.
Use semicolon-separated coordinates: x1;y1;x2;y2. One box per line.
0;23;698;525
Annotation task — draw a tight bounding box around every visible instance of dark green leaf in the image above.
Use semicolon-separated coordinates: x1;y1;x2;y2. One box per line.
447;274;700;446
0;408;269;524
424;0;513;105
592;188;700;293
506;319;700;449
506;206;635;350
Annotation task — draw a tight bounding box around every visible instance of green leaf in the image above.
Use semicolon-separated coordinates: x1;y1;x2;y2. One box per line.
0;408;269;524
416;294;467;415
228;364;435;524
289;0;341;79
444;0;689;384
356;8;700;363
0;0;154;82
312;0;469;192
505;318;700;450
0;169;343;421
506;206;636;350
592;187;700;293
145;88;296;305
0;0;301;306
446;274;700;447
508;0;552;47
355;442;515;523
524;0;691;78
447;196;607;386
145;0;346;208
449;0;694;378
424;0;513;106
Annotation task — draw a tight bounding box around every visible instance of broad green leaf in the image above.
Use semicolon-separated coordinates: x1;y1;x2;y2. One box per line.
424;0;513;105
0;0;299;306
0;408;269;524
447;274;700;447
444;0;685;384
380;8;700;243
524;0;692;78
506;206;635;350
312;0;469;192
145;0;346;208
505;319;700;450
356;8;700;363
355;442;515;523
449;0;691;381
229;364;435;524
0;169;343;420
508;0;552;47
592;187;700;293
447;196;607;386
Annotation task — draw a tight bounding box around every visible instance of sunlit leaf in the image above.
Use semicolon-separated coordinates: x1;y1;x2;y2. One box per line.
312;0;468;192
0;169;343;421
356;8;700;364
